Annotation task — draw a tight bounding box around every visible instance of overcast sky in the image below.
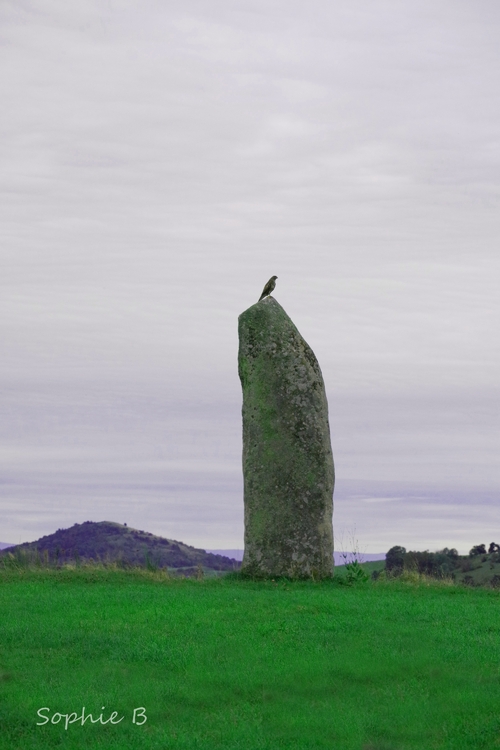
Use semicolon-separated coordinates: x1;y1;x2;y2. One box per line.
1;0;499;554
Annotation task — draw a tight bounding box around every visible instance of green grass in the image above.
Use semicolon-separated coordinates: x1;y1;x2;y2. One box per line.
1;567;500;750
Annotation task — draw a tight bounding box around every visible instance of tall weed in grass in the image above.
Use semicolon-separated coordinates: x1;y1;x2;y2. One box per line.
335;527;370;584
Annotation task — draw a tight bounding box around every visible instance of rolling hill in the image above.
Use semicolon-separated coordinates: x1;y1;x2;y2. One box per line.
0;521;240;573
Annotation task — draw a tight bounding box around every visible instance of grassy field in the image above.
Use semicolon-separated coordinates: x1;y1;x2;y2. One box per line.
1;566;499;750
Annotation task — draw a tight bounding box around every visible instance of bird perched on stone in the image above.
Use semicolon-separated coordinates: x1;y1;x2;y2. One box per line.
258;275;278;301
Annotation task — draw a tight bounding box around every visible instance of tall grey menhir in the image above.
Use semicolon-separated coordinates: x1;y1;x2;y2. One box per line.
238;295;335;578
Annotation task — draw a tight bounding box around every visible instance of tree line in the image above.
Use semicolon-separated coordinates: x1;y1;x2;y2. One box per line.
385;542;500;577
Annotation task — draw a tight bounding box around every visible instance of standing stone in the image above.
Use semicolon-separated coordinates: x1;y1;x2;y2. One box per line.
238;296;334;578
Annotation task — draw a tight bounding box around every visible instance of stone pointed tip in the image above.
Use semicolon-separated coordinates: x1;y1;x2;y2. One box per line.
240;295;281;319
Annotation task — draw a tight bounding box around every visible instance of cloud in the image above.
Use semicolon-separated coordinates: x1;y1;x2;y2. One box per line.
361;497;402;504
1;0;499;545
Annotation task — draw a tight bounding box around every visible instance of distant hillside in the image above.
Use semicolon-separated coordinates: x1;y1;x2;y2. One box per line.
0;522;240;572
206;550;387;565
375;545;500;587
0;542;14;550
206;549;244;561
